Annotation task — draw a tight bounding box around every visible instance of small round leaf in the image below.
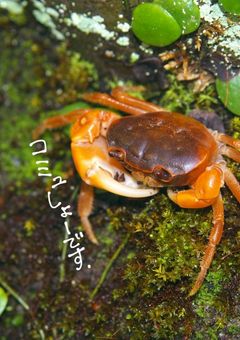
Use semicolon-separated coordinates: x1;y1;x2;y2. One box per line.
154;0;200;34
132;3;181;47
219;0;240;15
216;74;240;116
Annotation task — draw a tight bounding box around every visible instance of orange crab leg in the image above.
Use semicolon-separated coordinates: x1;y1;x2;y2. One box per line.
83;87;165;115
217;133;240;149
32;109;106;139
189;194;224;296
168;165;224;295
82;92;147;115
111;87;165;113
77;182;98;244
221;146;240;163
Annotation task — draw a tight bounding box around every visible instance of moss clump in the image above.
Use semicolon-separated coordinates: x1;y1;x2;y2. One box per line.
83;184;239;338
121;195;211;294
159;74;217;113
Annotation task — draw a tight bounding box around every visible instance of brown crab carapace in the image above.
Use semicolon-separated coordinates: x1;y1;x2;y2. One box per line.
34;87;240;296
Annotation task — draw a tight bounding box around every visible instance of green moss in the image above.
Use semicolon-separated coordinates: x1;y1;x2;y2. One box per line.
148;302;187;338
121;195;210;293
159;74;217;113
83;179;239;338
192;248;240;337
194;269;227;319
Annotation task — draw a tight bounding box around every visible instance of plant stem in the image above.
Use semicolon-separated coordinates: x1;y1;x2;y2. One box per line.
90;233;130;301
0;275;29;311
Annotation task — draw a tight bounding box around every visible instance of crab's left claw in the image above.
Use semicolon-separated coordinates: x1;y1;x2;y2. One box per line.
71;137;159;198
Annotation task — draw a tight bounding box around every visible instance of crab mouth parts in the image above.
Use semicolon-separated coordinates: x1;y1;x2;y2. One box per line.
86;159;159;198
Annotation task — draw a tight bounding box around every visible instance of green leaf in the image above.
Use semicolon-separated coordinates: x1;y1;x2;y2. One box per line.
131;3;181;47
0;287;8;316
219;0;240;15
216;74;240;116
154;0;200;34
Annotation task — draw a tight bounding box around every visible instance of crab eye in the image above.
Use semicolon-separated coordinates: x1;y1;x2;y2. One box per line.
154;167;172;182
108;149;124;161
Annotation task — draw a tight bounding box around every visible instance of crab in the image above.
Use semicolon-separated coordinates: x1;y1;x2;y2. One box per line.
34;87;240;296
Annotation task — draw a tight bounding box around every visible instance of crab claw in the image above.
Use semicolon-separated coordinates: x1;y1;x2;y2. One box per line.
85;163;158;198
71;137;159;198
